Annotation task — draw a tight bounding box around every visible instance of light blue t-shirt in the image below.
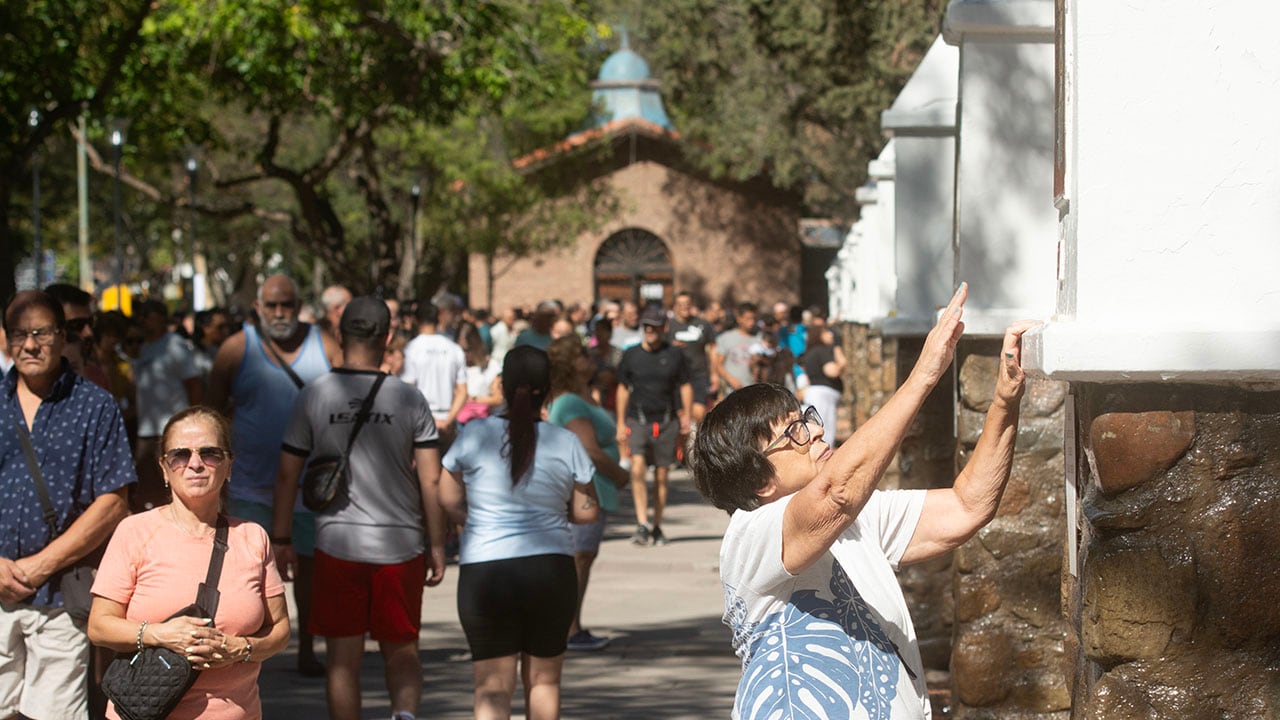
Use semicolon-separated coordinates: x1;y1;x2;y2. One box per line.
443;416;593;565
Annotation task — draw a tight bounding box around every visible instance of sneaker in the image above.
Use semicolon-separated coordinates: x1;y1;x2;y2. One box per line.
391;713;416;720
651;526;669;546
631;524;651;545
566;630;611;651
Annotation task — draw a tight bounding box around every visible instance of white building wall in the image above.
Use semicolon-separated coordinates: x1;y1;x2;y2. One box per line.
1024;0;1280;381
882;36;959;336
946;0;1057;337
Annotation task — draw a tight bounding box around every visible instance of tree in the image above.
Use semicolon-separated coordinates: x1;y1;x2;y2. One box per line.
627;0;945;221
0;0;154;301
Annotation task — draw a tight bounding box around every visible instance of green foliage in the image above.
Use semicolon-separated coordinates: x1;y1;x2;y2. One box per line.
627;0;945;219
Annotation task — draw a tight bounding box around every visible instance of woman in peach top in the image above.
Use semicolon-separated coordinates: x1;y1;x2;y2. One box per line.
88;406;291;719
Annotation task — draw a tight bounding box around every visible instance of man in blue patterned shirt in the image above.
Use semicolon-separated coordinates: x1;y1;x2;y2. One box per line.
0;290;134;720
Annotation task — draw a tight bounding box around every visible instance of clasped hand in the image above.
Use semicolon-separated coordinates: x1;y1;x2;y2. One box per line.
149;616;242;669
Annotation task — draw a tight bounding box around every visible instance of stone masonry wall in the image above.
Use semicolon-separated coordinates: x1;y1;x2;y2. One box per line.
838;325;957;670
951;340;1070;718
1067;383;1280;719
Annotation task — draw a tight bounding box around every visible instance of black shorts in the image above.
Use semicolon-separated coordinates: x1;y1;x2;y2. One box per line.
626;417;680;467
690;373;712;406
457;554;578;660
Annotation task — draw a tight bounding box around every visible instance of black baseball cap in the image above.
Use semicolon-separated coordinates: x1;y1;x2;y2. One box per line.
640;305;668;327
340;296;391;339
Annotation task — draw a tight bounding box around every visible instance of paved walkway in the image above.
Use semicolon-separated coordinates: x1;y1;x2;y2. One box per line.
258;469;742;719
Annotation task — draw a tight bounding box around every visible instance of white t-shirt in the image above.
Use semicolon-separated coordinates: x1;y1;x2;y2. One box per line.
442;417;593;565
132;332;200;436
399;333;467;421
720;490;931;720
465;357;501;398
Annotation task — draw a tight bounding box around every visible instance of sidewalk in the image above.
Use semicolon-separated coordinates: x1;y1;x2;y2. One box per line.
258;468;741;719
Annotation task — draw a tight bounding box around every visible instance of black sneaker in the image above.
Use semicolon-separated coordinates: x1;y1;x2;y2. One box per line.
651;526;669;546
631;524;651;545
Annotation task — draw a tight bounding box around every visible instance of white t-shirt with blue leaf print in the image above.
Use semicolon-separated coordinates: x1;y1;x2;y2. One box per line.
721;489;930;720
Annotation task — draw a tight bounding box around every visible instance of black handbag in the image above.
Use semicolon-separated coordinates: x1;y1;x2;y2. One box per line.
301;373;386;512
12;419;99;622
101;517;229;720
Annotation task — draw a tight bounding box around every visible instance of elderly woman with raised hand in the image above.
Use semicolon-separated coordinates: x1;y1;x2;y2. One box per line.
546;334;631;651
690;284;1036;720
440;346;599;720
88;406;291;719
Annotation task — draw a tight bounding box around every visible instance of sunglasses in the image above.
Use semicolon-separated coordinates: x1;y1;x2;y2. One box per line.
65;318;93;335
762;406;824;453
161;446;230;472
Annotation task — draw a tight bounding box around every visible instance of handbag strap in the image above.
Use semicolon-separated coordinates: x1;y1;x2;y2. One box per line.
343;373;388;455
256;324;306;389
194;517;230;618
13;419;59;537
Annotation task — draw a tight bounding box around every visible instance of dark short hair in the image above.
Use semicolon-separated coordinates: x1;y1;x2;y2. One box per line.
137;299;168;320
4;290;65;333
689;383;800;513
736;302;758;317
43;283;91;309
416;302;440;325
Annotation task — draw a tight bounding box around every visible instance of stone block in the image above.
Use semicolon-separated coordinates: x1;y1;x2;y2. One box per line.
955;572;1002;622
1193;491;1280;647
952;629;1015;706
1009;669;1072;712
868;335;883;366
1088;410;1195;497
1005;552;1064;629
958;407;985;447
960;354;999;412
975;522;1044;560
1081;546;1195;663
1025;379;1068;418
995;468;1030;516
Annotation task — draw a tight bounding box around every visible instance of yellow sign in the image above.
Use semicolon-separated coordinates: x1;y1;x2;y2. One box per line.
100;285;133;316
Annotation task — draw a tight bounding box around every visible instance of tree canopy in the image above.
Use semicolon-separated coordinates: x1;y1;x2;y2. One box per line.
2;0;944;304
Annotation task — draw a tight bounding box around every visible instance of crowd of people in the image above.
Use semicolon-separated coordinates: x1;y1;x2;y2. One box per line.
0;275;1030;720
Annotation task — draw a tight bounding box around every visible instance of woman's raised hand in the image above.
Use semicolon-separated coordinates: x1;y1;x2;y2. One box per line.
995;320;1038;406
912;283;968;387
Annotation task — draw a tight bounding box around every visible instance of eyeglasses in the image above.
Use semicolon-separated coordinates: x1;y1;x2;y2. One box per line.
762;406;823;453
161;446;230;472
7;326;60;347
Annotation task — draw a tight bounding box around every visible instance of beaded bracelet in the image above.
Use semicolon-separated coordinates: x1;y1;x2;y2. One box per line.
136;621;149;653
242;638;253;663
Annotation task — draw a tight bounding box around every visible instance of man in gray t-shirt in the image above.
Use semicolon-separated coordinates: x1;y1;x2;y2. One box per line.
272;296;446;720
714;302;762;394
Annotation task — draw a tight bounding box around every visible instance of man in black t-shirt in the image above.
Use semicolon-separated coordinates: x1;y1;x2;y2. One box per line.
616;305;693;546
666;292;718;423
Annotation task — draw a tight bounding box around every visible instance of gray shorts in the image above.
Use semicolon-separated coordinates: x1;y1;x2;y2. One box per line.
570;513;608;553
626;417;680;467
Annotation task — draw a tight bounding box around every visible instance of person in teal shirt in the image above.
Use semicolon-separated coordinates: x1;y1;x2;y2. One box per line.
546;334;631;651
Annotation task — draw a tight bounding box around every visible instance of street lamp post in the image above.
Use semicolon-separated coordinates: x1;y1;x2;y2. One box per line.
109;119;128;290
185;149;198;308
410;181;421;294
28;110;42;287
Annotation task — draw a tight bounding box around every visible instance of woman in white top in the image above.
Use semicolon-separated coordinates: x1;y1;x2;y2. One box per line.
441;346;599;720
456;321;503;424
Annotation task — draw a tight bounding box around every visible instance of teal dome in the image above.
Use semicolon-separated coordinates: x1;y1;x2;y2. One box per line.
598;49;652;83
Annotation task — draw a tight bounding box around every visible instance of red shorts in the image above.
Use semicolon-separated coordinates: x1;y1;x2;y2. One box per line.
309;549;425;642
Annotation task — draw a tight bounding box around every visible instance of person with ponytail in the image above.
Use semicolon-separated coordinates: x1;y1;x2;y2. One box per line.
440;346;599;720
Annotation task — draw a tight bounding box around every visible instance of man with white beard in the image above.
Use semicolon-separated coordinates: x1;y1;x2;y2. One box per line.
207;273;341;677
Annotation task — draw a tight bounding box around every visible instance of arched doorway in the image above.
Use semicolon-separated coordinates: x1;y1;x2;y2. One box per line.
593;228;674;306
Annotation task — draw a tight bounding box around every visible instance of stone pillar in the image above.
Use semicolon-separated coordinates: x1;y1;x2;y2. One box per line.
1067;384;1280;718
950;342;1070;717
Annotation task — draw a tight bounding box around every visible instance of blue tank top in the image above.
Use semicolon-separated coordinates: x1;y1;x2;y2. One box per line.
229;323;331;503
